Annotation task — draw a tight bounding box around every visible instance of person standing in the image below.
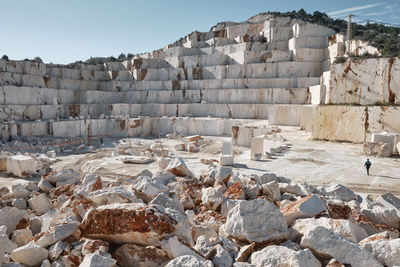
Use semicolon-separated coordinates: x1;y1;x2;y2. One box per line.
364;159;372;175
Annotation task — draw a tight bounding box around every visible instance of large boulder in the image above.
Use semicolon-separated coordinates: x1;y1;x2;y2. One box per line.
360;231;400;266
221;199;288;244
360;196;400;229
292;217;369;242
114;243;170;267
249;246;321;267
28;194;53;216
325;184;358;202
300;226;382;267
82;203;192;246
11;244;49;267
280;194;326;226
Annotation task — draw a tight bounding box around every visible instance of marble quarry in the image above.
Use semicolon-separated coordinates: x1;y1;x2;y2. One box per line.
0;14;337;142
1;13;398;148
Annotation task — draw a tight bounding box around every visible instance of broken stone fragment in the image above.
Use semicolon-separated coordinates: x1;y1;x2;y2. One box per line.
11;244;49;267
11;229;33;247
32;219;79;247
195;208;226;232
165;255;214;267
81;239;109;256
80;253;116;267
280;194;326;226
191;225;220;245
235;242;255;262
48;240;67;261
165;157;194;177
149;192;185;214
201;187;224;211
28;193;53;216
82;203;192;246
262;181;281;201
45;169;81;186
224;182;245;200
327;203;352;219
114;243;170;267
250;246;321;267
161;236;198;258
80;174;103;193
221;199;288;244
193;235;215;259
325;184;358;202
38;179;54;193
292;217;369;242
88;186;143;205
242;176;262;199
7;155;36;178
213;244;233;267
300;226;382;267
131;175;168;202
360;231;400;266
0;206;29;235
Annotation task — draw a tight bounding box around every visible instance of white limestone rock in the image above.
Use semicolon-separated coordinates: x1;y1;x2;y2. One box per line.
250;246;321;267
11;199;27;210
191;225;220;245
279;182;303;196
33;219;79;247
293;217;369;242
149;192;185;214
12;229;33;247
48;241;67;261
221;199;288;243
280;194;326;226
11;244;49;267
45;169;80;186
0;207;28;235
165;157;194;177
165;255;214;267
360;196;400;229
325;184;358;202
193;235;215;259
7;155;36;177
0;225;7;234
80;253;116;267
0;234;17;264
262;181;281;201
131;176;168;202
242;176;262;199
88;186;143;205
28;193;53;216
213;244;233;267
161;236;198;258
202;187;224;210
360;231;400;266
41;259;51;267
29;216;43;236
300;226;382;267
80;174;102;193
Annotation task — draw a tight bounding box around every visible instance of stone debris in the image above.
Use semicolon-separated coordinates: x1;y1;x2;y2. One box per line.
7;155;36;178
0;143;399;266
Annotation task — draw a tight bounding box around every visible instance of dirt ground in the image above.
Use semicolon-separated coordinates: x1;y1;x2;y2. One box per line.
2;126;400;196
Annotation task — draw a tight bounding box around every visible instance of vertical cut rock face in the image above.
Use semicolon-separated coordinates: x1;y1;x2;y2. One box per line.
81;203;190;246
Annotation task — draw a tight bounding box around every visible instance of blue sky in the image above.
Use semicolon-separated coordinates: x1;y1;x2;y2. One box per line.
2;0;399;64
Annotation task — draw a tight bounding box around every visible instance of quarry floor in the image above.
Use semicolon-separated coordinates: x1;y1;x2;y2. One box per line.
2;126;400;196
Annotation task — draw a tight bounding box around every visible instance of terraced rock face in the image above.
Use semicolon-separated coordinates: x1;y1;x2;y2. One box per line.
0;15;336;140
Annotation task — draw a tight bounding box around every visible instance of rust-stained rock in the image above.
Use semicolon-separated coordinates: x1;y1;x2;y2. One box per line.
224;182;245;200
81;203;192;246
82;239;109;256
327;203;352;219
280;194;326;226
114;243;170;267
195;207;226;232
165;157;194;177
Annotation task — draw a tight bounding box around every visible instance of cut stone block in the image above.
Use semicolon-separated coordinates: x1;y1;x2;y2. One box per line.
222;142;232;155
219;155;234;166
7;155;36;177
251;137;264;161
0;155;7;171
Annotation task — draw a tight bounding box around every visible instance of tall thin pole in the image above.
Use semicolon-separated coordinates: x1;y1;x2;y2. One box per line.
347;14;355;54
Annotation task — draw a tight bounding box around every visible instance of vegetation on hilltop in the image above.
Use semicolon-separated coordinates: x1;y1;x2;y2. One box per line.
266;9;400;58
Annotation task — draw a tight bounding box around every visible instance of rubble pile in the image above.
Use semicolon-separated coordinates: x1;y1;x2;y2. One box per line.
0;156;400;267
